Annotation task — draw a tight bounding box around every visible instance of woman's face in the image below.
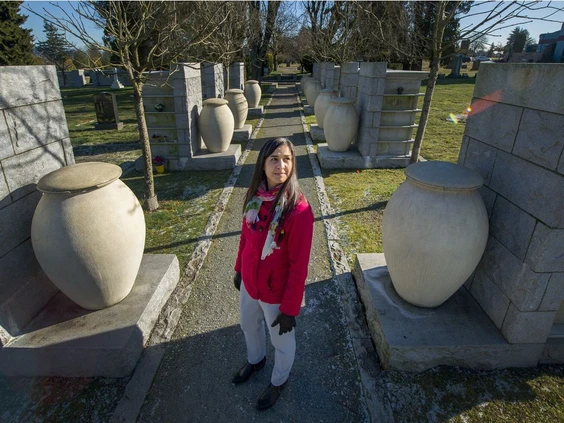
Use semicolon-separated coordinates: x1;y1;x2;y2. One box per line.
264;144;293;190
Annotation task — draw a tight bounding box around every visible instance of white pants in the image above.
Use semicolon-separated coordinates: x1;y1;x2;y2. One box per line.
239;282;296;386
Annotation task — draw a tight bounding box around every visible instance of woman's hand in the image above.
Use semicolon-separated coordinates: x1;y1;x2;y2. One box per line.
271;313;296;335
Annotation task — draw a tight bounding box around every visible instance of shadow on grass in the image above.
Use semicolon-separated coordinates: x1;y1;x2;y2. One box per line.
73;142;141;157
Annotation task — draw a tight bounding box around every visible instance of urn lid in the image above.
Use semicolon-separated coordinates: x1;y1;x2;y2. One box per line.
203;98;228;106
245;80;259;84
330;97;355;105
405;161;483;191
225;88;244;94
37;162;122;194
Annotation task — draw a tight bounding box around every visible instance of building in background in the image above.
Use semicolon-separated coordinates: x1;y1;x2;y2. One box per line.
537;22;564;62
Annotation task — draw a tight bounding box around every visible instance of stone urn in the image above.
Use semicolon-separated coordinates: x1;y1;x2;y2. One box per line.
314;89;337;129
244;80;261;108
382;161;488;308
299;75;312;95
323;97;358;152
31;162;146;310
305;79;322;107
199;98;235;153
225;88;248;129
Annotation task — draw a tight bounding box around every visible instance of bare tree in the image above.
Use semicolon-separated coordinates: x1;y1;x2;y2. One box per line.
248;0;281;80
270;1;299;70
28;1;224;211
183;1;247;89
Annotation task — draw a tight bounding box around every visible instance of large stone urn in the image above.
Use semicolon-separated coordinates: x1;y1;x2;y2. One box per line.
31;162;146;310
299;75;312;95
305;79;322;107
243;80;261;108
314;89;337;129
225;88;248;129
199;98;235;153
382;161;488;308
323;97;358;151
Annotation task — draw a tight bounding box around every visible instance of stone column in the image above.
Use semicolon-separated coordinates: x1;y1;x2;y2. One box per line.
340;62;359;99
171;63;204;167
333;65;341;93
201;62;224;99
229;62;245;90
458;63;564;356
355;62;386;157
312;62;320;79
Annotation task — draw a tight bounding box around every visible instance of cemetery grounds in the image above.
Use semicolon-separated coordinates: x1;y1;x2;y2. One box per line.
13;73;562;422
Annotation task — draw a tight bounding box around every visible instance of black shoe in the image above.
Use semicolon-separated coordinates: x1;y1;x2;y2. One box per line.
232;357;266;384
256;381;287;410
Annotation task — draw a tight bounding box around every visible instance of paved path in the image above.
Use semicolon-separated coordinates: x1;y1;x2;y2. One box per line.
135;85;380;422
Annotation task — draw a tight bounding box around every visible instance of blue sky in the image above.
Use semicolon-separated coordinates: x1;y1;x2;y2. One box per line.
21;1;564;50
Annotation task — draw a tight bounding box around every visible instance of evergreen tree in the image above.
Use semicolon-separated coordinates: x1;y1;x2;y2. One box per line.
36;21;72;84
0;0;37;65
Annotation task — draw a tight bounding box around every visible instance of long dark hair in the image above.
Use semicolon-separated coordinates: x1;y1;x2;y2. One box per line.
243;137;302;219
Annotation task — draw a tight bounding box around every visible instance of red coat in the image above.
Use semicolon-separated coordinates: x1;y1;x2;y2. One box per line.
235;196;314;316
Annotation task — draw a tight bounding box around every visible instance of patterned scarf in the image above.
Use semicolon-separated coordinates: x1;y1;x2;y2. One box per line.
244;183;285;260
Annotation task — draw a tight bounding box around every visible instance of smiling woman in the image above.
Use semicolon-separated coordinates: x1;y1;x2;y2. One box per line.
233;137;314;410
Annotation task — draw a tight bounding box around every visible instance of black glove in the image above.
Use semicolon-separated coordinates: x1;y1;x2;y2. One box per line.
271;313;296;336
233;272;241;291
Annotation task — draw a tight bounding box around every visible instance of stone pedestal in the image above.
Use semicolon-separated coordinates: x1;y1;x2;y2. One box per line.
0;254;180;377
232;124;253;142
317;144;411;169
353;253;543;371
309;124;325;141
247;106;264;117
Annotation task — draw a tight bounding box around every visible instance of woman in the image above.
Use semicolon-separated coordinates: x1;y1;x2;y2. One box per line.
232;137;314;410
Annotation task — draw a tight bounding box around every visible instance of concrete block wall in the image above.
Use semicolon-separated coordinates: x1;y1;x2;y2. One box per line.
321;62;335;90
229;62;245;90
57;70;86;87
143;63;203;170
90;69;131;87
201;63;224;99
0;65;74;346
312;63;320;79
340;62;359;100
355;62;386;156
458;63;564;345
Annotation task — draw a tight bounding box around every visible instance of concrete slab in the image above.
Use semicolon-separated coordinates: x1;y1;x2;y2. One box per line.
317;144;412;169
231;124;252;142
184;144;241;170
303;105;314;115
0;254;180;377
317;143;369;169
309;124;325;141
353;253;543;372
247;106;263;117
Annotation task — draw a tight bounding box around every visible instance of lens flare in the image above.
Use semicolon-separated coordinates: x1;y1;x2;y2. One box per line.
448;113;459;124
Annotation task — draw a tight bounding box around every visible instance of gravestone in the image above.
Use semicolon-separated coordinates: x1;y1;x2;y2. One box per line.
94;92;124;130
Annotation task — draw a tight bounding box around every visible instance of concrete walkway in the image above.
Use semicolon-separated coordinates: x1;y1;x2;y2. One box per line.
127;85;389;422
